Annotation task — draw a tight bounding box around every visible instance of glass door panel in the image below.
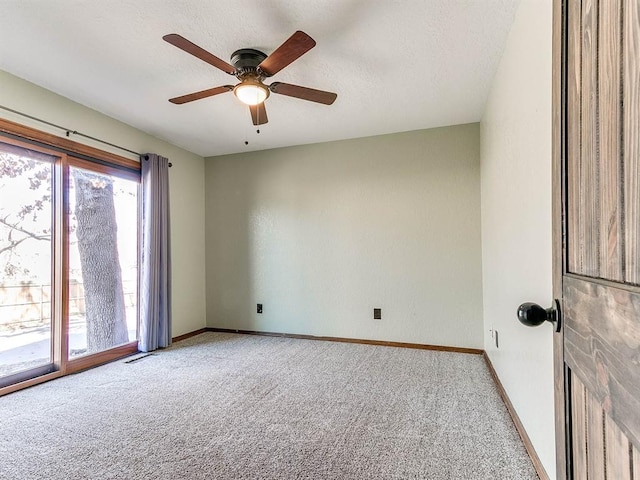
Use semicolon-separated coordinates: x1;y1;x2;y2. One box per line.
67;165;138;358
0;142;55;385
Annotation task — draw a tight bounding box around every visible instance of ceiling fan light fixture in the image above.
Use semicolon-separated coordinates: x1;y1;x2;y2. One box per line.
234;80;269;106
164;31;337;126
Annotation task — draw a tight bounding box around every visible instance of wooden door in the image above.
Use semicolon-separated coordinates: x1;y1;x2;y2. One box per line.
553;0;640;478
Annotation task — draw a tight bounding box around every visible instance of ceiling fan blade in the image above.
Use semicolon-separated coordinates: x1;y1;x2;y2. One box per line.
169;85;233;104
249;103;268;125
163;34;236;75
258;31;316;77
269;82;337;105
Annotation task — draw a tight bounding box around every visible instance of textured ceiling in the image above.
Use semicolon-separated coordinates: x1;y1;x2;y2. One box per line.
0;1;520;157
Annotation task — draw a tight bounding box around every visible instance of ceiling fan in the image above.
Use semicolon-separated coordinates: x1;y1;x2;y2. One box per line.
163;31;337;126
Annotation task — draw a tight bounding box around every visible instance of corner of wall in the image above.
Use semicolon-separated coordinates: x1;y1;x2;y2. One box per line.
203;126;484;349
479;0;556;478
0;69;208;338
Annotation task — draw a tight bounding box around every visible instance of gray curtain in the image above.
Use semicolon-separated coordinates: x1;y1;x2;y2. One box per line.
139;153;171;352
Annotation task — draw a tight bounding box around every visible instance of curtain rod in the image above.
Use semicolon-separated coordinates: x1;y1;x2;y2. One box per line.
0;104;172;166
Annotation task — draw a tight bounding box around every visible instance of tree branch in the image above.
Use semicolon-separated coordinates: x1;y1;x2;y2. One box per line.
0;218;50;242
0;235;38;256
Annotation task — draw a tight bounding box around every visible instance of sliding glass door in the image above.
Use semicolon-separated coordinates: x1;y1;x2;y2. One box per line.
0;141;56;387
0;137;140;390
67;162;138;359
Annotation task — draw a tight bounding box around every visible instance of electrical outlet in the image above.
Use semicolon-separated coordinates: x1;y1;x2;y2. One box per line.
257;304;262;314
495;330;499;348
374;308;381;320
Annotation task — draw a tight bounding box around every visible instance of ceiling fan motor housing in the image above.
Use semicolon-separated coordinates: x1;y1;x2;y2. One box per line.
231;48;268;75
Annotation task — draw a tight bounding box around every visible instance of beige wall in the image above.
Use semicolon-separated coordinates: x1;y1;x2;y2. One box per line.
205;124;483;348
480;0;555;477
0;70;206;337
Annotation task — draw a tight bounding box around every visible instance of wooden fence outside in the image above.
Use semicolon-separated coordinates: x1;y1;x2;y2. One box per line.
0;280;135;332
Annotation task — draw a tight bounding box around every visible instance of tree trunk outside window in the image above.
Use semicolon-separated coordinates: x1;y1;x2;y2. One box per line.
73;170;129;353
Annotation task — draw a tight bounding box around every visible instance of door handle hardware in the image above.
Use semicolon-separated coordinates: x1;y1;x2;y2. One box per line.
517;300;561;332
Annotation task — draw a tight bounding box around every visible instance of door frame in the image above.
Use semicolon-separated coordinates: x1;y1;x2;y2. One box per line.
552;0;569;478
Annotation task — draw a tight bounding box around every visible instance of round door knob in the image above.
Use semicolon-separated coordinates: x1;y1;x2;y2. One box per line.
517;300;561;332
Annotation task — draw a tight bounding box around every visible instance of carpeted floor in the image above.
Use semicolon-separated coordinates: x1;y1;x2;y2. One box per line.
0;332;538;479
